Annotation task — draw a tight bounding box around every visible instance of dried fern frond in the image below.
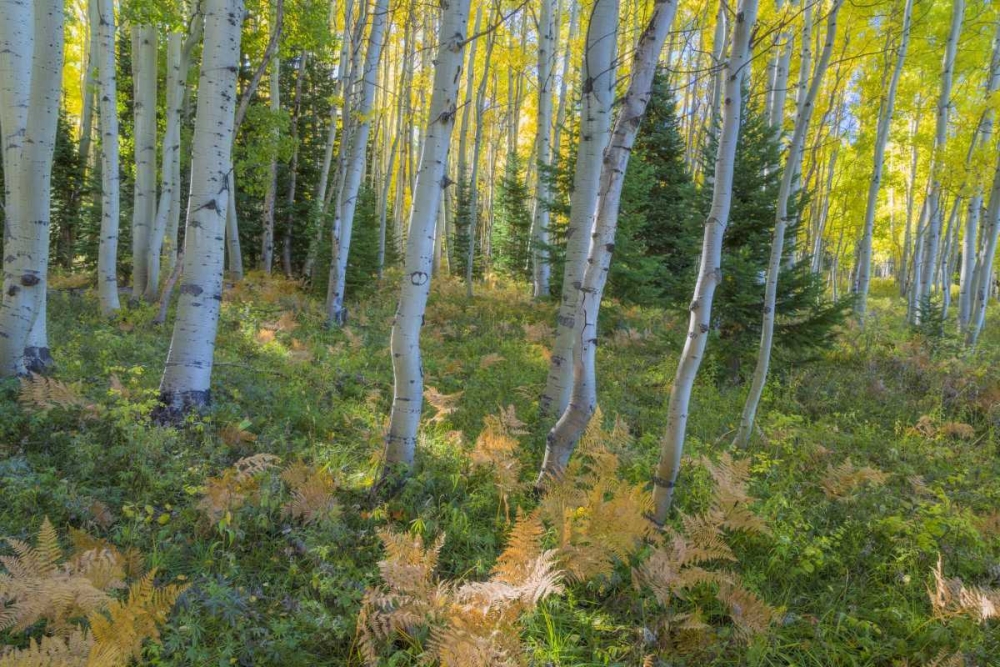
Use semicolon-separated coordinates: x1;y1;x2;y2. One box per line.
496;405;528;436
717;581;778;642
424;386;463;424
68;529;144;580
197;454;281;524
820;458;888;500
219;421;257;446
925;650;965;667
521;322;552;343
85;501;115;531
18;374;95;415
938;422;975;440
470;422;524;518
280;462;339;525
479;353;505;369
929;555;1000;623
491;513;545;585
0;629;92;667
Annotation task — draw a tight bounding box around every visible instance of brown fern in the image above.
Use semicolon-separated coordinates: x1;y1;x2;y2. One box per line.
197;454;282;524
280;462;339;525
928;554;999;623
820;458;888;500
0;629;92;667
18;374;96;415
424;386;463;425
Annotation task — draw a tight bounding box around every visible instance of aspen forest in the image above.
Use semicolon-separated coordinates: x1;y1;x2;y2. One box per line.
5;0;1000;663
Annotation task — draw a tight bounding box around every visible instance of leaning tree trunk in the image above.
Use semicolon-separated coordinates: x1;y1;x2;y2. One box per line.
146;33;184;301
383;0;472;474
652;0;759;523
326;0;390;326
540;0;618;418
0;0;63;377
96;0;121;315
130;25;157;300
733;0;843;450
854;0;913;320
536;0;679;483
261;51;281;274
915;0;964;314
158;0;244;415
530;0;557;298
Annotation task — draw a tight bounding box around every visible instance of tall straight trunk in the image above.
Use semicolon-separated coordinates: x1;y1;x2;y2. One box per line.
261;53;281;274
708;2;728;132
130;26;157;299
550;0;578;164
540;0;618;417
854;0;912;320
147;33;184;301
383;0;472;473
464;31;497;298
0;0;63;376
537;0;679;483
900;112;920;295
967;152;1000;346
225;175;244;279
158;0;244;414
282;53;306;276
530;0;557;298
916;0;964;312
792;0;812;129
96;0;121;315
733;0;843;450
940;198;961;317
959;22;1000;330
768;0;791;130
378;134;399;279
326;0;390;325
78;0;100;174
652;0;759;522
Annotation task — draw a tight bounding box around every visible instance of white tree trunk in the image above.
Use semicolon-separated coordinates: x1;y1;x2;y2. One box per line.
536;0;679;482
383;0;472;473
130;25;157;299
0;0;63;377
326;0;390;325
734;0;843;450
540;0;618;417
158;0;244;414
854;0;913;319
464;30;497;297
767;0;791;130
550;0;578;163
652;0;759;523
147;33;184;301
916;0;964;312
967;152;1000;347
78;0;100;173
262;52;281;274
95;0;121;315
530;0;557;298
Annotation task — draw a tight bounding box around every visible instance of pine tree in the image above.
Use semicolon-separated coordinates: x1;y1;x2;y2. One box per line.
491;152;533;280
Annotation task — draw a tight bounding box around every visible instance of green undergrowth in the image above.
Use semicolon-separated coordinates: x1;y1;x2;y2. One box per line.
1;276;998;665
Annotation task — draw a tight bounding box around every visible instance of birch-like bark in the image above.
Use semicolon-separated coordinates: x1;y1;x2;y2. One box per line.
531;0;557;298
958;22;1000;330
158;0;244;414
854;0;913;320
464;31;497;298
551;0;579;162
0;0;63;376
967;152;1000;347
383;0;472;473
130;26;157;299
734;0;843;449
900;112;920;295
767;0;791;130
261;52;281;274
78;0;100;173
540;0;618;418
281;52;306;276
536;0;679;482
146;33;184;301
915;0;964;313
652;0;759;523
96;0;121;315
326;0;390;325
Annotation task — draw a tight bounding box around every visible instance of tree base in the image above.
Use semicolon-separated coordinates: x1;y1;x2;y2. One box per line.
152;389;211;425
24;347;54;375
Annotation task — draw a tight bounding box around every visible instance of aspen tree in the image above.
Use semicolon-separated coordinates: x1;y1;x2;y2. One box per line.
0;0;64;376
734;0;843;450
968;152;1000;347
131;26;157;299
768;0;792;130
540;0;619;418
383;0;473;473
96;0;121;315
463;30;497;298
652;0;759;523
854;0;913;320
261;52;281;274
158;0;245;414
281;53;306;276
326;0;390;325
536;0;680;482
530;0;557;298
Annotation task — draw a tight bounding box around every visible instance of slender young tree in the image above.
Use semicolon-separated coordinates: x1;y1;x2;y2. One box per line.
536;0;680;483
158;0;245;414
382;0;473;475
540;0;619;417
652;0;759;523
261;51;281;274
530;0;557;298
854;0;913;320
0;0;64;377
130;26;157;299
326;0;390;326
96;0;121;315
733;0;843;449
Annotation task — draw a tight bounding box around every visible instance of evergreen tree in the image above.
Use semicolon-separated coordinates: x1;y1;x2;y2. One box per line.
491;152;532;279
701;99;850;381
51;109;88;269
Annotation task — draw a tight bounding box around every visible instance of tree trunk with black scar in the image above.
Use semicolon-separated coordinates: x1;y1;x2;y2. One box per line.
535;0;679;484
158;0;244;415
530;0;557;298
652;0;758;523
382;0;472;475
95;0;121;315
540;0;618;418
130;25;157;300
0;0;63;377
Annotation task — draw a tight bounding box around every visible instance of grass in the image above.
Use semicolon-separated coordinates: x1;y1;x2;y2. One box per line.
1;275;998;665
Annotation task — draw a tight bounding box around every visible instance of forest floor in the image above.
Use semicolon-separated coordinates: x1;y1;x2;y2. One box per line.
1;274;999;666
